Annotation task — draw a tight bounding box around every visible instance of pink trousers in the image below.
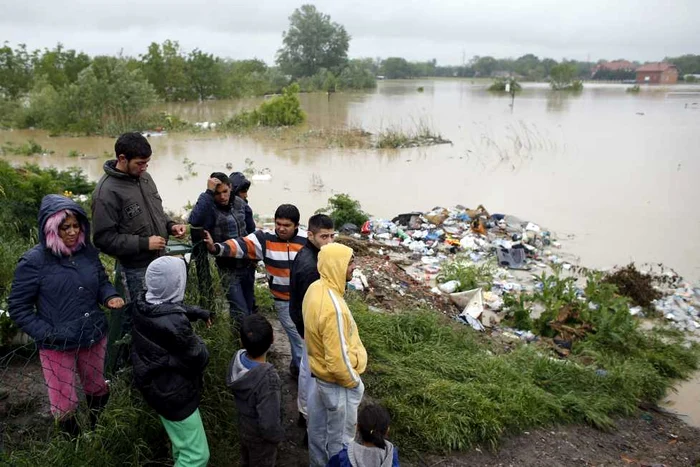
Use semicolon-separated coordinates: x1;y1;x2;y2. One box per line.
38;336;109;418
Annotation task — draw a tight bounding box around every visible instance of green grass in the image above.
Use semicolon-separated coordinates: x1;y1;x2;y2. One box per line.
436;259;494;292
353;298;699;455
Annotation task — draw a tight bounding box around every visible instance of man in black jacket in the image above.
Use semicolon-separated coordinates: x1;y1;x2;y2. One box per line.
132;256;213;467
289;214;335;425
92;132;187;303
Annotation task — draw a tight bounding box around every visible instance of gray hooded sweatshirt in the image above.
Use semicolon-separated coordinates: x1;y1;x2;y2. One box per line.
227;349;284;444
347;438;397;467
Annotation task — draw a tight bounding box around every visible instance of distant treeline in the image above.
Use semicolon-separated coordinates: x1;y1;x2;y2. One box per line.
375;54;700;81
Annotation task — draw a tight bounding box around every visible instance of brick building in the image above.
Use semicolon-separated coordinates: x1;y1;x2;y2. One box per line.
636;63;679;84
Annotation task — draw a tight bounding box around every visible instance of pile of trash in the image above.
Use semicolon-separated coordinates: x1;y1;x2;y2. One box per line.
337;204;700;337
655;284;700;333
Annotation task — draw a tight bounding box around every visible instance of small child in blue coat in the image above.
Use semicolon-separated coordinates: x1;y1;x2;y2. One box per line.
327;404;400;467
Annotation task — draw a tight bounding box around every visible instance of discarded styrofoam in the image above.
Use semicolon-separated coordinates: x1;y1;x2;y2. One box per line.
438;280;461;294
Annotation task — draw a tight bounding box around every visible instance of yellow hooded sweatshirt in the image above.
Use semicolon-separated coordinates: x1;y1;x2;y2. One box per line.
302;243;367;388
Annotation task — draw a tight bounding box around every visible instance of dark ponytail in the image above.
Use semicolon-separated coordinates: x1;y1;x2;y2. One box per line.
357;404;391;449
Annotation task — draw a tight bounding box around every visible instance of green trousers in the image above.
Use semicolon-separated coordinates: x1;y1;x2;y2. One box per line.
160;409;210;467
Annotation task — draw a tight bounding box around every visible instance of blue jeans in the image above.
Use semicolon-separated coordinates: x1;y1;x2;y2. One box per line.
307;378;364;467
220;268;251;327
241;266;257;313
274;300;303;371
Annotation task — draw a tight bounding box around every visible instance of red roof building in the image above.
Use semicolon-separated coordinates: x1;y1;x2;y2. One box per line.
593;60;636;73
636;63;678;84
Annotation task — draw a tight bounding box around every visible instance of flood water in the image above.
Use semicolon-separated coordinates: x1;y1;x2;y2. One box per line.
1;78;700;424
3;80;699;281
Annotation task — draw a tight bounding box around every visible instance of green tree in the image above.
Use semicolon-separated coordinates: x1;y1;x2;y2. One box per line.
0;43;33;99
471;56;498;77
665;54;700;76
32;44;91;89
380;57;411;79
276;4;350;78
338;59;377;89
140;40;190;101
549;62;579;90
187;49;223;100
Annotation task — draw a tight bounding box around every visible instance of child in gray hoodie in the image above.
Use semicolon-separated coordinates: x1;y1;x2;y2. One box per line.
327;404;400;467
228;314;284;466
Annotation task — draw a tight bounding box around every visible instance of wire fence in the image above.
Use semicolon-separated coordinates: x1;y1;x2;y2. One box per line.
0;321;108;452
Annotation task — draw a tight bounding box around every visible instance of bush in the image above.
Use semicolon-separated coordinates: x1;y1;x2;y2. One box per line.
13;59;158;135
337;62;377;90
318;193;369;228
0;140;52;156
602;263;661;308
221;84;306;129
436;260;494;292
488;78;522;92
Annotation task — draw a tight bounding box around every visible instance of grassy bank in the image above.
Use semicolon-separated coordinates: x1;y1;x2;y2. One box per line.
353;284;699;455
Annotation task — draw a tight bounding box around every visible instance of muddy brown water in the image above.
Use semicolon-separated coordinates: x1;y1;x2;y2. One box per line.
2;79;700;425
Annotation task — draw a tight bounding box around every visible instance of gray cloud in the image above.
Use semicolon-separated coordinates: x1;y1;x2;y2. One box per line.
1;0;698;63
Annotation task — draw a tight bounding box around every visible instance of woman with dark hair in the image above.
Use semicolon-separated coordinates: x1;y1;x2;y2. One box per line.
8;194;124;436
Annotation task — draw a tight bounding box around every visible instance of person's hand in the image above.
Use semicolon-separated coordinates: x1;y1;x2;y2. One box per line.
106;297;125;309
171;224;187;239
206;318;213;328
148;235;167;250
207;177;221;191
203;230;215;253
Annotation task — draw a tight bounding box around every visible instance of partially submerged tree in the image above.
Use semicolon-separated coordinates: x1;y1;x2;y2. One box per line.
549;62;583;91
276;4;350;78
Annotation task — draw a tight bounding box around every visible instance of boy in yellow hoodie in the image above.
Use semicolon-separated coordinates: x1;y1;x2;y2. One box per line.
302;243;367;466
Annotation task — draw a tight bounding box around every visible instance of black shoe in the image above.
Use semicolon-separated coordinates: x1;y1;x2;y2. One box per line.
58;416;81;439
86;393;110;429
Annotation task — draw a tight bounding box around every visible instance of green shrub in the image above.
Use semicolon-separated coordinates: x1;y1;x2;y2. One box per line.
221;84;306;129
488;78;522;92
0;140;51;156
318;193;369;227
436;260;494;292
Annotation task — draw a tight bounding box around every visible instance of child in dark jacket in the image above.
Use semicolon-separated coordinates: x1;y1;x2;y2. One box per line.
327;404;400;467
228;314;284;467
131;256;213;467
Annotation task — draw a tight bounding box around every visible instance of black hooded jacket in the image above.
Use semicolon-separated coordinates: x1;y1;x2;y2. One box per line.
229;172;255;234
131;297;212;421
289;241;321;338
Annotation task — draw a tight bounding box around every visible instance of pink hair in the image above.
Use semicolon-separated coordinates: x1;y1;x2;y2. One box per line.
44;209;86;257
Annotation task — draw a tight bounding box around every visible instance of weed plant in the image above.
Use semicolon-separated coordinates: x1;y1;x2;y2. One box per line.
436;260;494;292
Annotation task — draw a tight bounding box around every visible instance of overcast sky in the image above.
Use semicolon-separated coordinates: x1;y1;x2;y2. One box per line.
2;0;698;64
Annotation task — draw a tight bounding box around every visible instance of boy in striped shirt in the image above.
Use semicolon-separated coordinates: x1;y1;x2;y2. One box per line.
204;204;306;376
